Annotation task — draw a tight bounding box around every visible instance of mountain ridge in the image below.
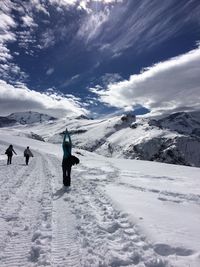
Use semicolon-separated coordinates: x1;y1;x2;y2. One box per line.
0;110;199;167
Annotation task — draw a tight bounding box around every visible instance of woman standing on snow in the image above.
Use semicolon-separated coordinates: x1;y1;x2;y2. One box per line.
62;128;72;186
5;144;17;165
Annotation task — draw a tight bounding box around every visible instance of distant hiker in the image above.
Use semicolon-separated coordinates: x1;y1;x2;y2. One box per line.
5;145;17;165
24;146;33;165
62;128;72;186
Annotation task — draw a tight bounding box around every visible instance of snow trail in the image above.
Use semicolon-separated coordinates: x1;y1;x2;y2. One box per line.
45;155;81;267
0;150;182;267
0;155;49;266
50;158;169;267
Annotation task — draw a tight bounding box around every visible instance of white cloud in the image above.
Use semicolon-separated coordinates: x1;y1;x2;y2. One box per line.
0;31;16;43
0;13;16;30
46;67;54;75
48;0;122;9
30;0;50;15
17;30;36;50
77;8;110;43
75;1;124;44
75;1;200;56
71;74;80;80
90;47;200;115
0;45;13;62
22;15;38;28
101;73;122;85
40;29;56;48
60;74;80;88
0;0;43;60
0;1;31;81
0;8;17;63
0;80;89;118
0;62;28;81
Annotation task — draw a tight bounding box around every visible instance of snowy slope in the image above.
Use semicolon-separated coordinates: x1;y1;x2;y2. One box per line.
150;111;200;135
0;111;200;167
0;132;200;267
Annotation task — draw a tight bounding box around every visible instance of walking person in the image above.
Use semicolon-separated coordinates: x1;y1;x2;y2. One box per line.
5;145;17;165
24;146;33;165
62;128;72;187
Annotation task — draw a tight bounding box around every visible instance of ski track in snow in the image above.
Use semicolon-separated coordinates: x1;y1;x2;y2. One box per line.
117;181;200;206
47;156;170;267
0;151;177;267
117;168;200;206
0;155;50;266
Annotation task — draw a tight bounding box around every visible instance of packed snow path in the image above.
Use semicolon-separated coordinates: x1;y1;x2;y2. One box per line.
0;151;172;267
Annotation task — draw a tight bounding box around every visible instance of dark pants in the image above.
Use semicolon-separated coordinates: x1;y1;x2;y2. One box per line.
25;155;30;165
62;158;72;186
7;155;12;165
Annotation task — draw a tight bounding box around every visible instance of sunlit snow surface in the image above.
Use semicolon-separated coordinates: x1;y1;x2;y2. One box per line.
1;111;200;168
0;131;200;267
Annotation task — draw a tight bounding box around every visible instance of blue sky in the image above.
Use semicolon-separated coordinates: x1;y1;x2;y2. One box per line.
0;0;200;118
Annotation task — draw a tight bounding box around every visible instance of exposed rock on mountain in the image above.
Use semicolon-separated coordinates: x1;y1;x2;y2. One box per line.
0;116;17;127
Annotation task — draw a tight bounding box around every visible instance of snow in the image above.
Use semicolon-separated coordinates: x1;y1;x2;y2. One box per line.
1;110;200;167
7;111;56;125
0;130;200;267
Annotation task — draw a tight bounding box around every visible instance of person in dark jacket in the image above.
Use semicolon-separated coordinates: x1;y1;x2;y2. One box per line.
24;146;34;165
5;145;17;165
62;128;72;186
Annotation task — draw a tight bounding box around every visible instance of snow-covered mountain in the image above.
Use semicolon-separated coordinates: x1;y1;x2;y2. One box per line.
7;111;57;125
0;110;200;167
149;111;200;136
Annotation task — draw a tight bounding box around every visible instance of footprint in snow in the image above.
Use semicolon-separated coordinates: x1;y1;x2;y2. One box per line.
154;243;194;257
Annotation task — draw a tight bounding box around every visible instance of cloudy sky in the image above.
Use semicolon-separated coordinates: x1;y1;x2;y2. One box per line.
0;0;200;118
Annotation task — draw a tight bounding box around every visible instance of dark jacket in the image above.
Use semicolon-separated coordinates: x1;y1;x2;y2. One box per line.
5;146;16;156
24;148;33;157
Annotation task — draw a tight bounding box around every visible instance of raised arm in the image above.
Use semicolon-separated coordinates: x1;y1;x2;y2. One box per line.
63;129;72;146
63;131;67;144
68;131;72;146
